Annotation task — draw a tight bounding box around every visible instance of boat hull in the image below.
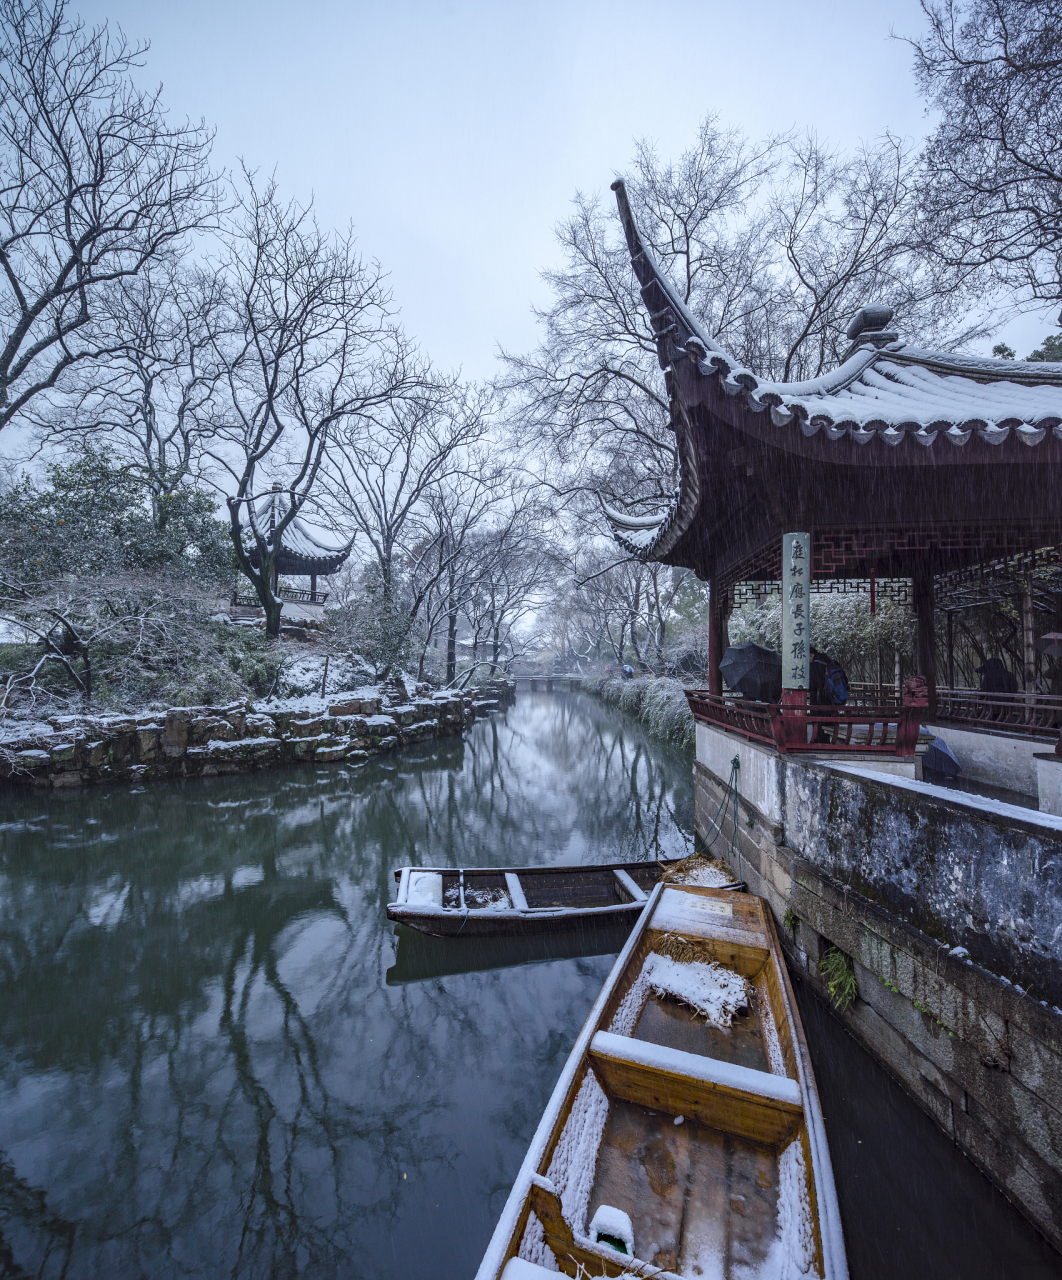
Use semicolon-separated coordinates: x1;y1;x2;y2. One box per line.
474;883;849;1280
386;857;738;938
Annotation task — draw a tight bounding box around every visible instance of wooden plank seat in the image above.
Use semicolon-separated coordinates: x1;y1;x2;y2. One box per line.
589;1030;803;1147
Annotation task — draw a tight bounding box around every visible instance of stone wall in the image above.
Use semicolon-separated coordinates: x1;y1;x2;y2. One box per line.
922;720;1052;799
693;725;1062;1255
0;683;515;789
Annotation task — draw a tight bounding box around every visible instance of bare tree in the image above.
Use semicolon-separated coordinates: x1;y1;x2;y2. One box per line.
504;118;778;519
505;118;985;522
908;0;1062;305
38;257;228;528
399;462;511;684
325;376;493;590
0;0;216;431
211;172;409;638
463;500;557;674
324;376;503;678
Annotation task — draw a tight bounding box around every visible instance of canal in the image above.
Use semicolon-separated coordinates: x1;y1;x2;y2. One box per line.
0;692;1058;1278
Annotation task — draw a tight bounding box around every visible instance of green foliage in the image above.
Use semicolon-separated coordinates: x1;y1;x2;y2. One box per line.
818;947;857;1011
729;592;915;685
991;342;1015;359
1027;334;1062;363
0;446;232;587
783;907;799;934
326;564;416;679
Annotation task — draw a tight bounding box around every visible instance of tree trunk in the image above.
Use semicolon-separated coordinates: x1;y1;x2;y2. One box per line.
263;591;283;639
447;608;458;684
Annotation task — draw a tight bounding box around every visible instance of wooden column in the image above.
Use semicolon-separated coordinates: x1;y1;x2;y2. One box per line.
708;577;724;696
946;610;955;692
1023;578;1037;725
310;572;317;602
912;565;937;717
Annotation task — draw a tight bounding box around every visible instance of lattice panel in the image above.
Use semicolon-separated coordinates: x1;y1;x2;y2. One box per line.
723;523;1062;591
731;578;911;607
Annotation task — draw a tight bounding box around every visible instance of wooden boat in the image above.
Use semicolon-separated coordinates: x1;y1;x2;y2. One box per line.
475;883;848;1280
386;857;741;938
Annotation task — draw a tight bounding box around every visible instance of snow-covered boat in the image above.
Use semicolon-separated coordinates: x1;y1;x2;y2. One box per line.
476;883;848;1280
386;857;740;938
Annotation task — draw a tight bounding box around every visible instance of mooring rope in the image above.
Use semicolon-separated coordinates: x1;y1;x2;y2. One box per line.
696;755;743;887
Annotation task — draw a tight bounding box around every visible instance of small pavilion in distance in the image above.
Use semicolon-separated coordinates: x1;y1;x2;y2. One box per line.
604;179;1062;803
234;483;353;626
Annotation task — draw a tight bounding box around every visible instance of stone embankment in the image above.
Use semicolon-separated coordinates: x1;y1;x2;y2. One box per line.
0;681;515;789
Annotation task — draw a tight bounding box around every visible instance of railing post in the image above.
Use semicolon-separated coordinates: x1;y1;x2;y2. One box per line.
708;577;725;696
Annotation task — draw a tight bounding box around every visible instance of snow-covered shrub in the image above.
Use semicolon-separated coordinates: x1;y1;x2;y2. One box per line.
582;674;695;750
276;652;374;698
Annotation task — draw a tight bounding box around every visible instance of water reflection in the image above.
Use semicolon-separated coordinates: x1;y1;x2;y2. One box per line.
0;693;692;1279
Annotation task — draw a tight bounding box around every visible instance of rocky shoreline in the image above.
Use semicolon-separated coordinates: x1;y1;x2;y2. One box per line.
0;680;516;789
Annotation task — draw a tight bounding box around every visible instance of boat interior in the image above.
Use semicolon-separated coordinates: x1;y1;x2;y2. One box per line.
404;862;662;913
496;887;827;1280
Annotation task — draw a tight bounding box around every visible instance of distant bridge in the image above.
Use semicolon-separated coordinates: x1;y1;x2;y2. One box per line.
510;674;585;692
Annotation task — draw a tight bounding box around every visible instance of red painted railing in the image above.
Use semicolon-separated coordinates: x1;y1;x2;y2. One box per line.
684;692;922;756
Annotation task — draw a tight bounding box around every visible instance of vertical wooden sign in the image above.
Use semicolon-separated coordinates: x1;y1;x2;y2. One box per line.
782;532;811;689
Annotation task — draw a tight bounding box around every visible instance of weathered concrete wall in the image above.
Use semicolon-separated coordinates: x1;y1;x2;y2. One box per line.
792;762;1062;1007
923;721;1051;799
0;683;514;789
1037;753;1062;817
693;725;1062;1255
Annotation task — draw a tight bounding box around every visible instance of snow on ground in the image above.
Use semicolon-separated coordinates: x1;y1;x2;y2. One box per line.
277;653;375;697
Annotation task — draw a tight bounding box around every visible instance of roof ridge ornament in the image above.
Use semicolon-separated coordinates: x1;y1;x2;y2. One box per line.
844;305;898;358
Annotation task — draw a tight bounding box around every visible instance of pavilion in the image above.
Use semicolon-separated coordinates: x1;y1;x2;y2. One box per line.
604;180;1062;727
242;482;353;607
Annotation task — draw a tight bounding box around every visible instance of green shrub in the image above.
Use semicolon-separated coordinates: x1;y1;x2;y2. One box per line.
818;947;858;1011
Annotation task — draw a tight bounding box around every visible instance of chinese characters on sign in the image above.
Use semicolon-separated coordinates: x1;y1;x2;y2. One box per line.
782;532;811;689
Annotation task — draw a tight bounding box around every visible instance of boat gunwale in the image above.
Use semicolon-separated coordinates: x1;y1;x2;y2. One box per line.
387;857;743;935
389;856;701;884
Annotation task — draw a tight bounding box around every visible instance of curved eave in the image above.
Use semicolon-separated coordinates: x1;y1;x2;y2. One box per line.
600;402;702;562
611;180;1062;453
246;492;354;573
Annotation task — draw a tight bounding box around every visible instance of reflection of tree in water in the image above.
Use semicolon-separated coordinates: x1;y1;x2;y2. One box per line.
0;695;687;1277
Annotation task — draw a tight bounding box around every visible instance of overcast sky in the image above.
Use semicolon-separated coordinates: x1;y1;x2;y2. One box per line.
79;0;1052;379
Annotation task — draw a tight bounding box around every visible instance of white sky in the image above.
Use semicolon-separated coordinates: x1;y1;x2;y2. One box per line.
78;0;1056;378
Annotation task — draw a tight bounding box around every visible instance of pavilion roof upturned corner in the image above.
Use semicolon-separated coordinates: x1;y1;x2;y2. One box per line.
603;179;1062;587
246;484;354;577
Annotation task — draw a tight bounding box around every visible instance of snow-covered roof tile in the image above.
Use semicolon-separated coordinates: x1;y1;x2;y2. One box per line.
246;487;354;574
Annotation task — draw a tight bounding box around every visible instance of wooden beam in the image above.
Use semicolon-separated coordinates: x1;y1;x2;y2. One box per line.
912;565;937;717
588;1032;803;1148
